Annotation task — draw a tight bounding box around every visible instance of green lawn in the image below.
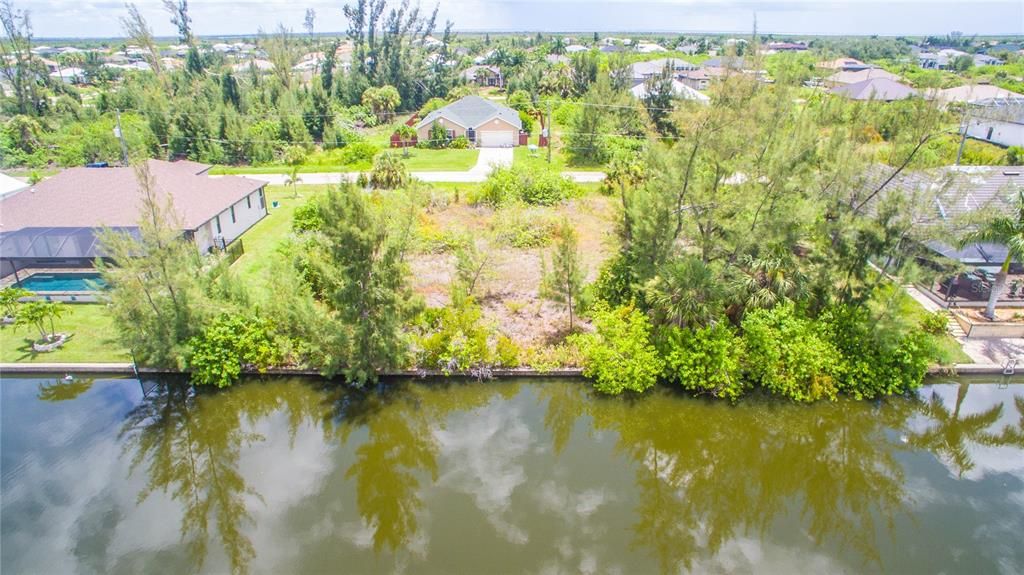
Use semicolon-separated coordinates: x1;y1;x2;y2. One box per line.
387;148;480;171
513;139;606;172
895;288;973;365
0;303;128;363
210;164;371;175
231;185;333;287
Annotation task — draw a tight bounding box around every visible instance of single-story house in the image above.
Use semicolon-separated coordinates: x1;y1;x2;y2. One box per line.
932;84;1024;106
564;44;588;53
974;53;1004;67
630;79;710;104
232;59;275;74
831;78;917;101
825;68;902;86
817;57;870;72
635;42;667;54
414;95;523;148
702;56;747;70
680;68;711;91
0;172;27;198
629;57;699;84
461;65;503;88
49;67;86;84
965;103;1024;148
0;160;267;279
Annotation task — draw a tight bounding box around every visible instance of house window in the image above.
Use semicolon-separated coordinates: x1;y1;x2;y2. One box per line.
446;129;455;139
467;128;476;142
987;127;995;140
230;206;236;223
246;194;252;209
215;215;221;235
259;188;265;209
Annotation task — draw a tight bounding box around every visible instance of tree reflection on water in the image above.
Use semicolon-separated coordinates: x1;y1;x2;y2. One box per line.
115;377;1023;574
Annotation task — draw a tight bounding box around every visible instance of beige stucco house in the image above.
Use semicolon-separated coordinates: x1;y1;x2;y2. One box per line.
415;95;523;148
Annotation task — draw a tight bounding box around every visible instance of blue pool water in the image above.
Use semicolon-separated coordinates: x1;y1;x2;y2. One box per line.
16;273;106;292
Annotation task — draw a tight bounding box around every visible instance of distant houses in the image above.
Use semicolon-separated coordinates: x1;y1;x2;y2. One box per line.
825;68;903;87
630;80;710;104
460;65;504;88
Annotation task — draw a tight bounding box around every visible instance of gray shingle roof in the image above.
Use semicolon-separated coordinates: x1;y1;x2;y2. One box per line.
630;57;698;79
415;95;522;131
831;78;917;101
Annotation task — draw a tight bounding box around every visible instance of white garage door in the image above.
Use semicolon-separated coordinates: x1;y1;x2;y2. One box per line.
477;130;515;148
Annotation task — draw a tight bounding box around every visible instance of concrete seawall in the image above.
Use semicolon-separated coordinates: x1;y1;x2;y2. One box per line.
0;363;1016;377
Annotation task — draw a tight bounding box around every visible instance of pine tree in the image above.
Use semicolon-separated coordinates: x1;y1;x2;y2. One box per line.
541;219;586;331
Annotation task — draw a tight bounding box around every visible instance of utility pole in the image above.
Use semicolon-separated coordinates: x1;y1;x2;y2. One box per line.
955;109;970;166
114;109;129;166
546;101;552;164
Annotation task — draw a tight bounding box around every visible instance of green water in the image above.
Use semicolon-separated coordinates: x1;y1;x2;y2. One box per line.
1;376;1022;574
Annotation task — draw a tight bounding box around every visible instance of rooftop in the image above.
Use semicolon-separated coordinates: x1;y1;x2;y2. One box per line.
0;159;265;233
415;95;522;131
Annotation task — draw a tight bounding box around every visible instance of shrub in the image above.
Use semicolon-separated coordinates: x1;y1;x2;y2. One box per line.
427;122;449;149
417;224;470;254
414;293;493;374
920;310;949;335
820;305;931;399
186;314;282;388
449;135;470;149
292;199;324;233
339;141;379;166
495;335;521;368
741;305;840;402
524;342;583;372
490;207;558;248
475;165;579;207
369;152;410;189
570;302;664;395
661;323;748;402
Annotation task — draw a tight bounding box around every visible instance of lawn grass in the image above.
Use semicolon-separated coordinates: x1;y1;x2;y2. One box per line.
895;288;973;365
210;164;370;175
0;303;128;363
386;148;480;171
231;184;333;288
513;138;606;172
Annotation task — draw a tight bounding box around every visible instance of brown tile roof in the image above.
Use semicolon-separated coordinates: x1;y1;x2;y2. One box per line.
0;159;264;233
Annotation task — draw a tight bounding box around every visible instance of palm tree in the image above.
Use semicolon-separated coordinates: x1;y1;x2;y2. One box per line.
285;165;302;199
549;37;567;56
907;383;1006;478
957;190;1024;320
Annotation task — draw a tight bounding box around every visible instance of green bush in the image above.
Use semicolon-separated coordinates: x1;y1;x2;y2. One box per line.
417;225;470;254
570;302;664;395
920;310;949;335
475;165;579;207
495;335;522;368
661;323;748;402
741;305;840;402
449;135;470;149
292;199;324;233
414;293;493;374
490;207;558;248
339;141;379;165
186;314;282;388
820;305;931;399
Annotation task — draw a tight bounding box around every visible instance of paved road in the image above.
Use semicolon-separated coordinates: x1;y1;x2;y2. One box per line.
215;148;605;185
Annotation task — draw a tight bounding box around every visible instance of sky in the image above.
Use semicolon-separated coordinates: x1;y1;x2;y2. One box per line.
20;0;1024;39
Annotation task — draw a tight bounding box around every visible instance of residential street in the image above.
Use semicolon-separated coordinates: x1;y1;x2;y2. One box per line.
212;148;606;185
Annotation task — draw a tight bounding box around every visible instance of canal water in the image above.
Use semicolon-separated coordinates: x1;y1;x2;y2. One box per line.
1;376;1022;574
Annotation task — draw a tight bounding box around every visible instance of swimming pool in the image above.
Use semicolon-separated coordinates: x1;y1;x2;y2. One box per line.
16;272;106;292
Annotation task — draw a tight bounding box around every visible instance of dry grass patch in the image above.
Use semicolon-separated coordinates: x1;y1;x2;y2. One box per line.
408;193;618;347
